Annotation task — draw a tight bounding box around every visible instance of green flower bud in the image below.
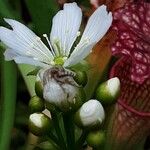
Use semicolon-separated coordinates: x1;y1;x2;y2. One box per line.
35;74;43;98
29;113;52;136
74;100;105;129
86;130;105;148
29;96;45;113
74;71;88;87
96;77;120;105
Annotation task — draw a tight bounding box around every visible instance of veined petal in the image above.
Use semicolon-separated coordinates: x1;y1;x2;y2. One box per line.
50;2;82;56
4;49;19;60
64;43;95;67
64;5;112;67
0;19;54;66
14;56;49;68
4;49;49;67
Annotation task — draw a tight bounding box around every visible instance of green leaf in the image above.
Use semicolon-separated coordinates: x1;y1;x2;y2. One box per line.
25;0;59;35
27;67;41;76
18;64;36;96
0;51;17;150
69;60;91;72
0;0;14;18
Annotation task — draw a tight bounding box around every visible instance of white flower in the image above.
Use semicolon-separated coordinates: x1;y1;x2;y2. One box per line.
75;99;105;128
0;3;112;68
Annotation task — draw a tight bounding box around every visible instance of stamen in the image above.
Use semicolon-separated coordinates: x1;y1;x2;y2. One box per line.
43;34;56;56
77;31;81;37
36;37;41;41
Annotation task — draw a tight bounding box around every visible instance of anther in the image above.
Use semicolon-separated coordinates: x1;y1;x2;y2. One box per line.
77;31;81;37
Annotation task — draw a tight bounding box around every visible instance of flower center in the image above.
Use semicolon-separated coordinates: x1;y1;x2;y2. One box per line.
54;56;66;65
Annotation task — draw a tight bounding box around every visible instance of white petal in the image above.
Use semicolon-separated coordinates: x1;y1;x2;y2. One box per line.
0;19;54;65
4;49;19;60
64;5;112;67
4;49;49;67
14;56;49;68
50;2;82;56
64;43;94;67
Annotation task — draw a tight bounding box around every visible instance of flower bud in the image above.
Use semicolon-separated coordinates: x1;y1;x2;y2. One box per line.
41;67;85;112
86;130;105;148
29;96;45;113
35;73;43;98
74;99;105;129
96;77;120;105
74;70;88;87
29;113;52;136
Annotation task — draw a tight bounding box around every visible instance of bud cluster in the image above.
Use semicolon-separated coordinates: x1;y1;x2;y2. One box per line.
27;66;121;149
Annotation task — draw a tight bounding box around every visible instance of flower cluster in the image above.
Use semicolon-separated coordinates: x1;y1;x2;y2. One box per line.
0;3;114;149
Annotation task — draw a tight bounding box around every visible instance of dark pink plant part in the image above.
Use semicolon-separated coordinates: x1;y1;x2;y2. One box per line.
107;57;150;149
111;1;150;84
110;57;150;114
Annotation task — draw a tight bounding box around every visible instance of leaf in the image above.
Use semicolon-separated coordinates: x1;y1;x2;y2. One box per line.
69;60;91;72
27;67;41;76
18;64;36;96
0;0;14;18
0;49;17;150
25;0;59;35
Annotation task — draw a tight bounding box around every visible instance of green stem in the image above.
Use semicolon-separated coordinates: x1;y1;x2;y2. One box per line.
47;132;59;145
63;114;75;150
51;111;67;150
75;130;88;149
0;60;17;150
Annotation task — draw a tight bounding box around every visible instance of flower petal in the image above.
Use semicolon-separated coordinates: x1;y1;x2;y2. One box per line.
14;56;49;68
4;49;49;67
50;2;82;56
0;19;54;66
4;49;19;60
64;5;112;67
64;43;95;67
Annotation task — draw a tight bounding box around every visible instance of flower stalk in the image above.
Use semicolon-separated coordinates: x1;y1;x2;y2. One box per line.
63;114;75;150
51;110;67;150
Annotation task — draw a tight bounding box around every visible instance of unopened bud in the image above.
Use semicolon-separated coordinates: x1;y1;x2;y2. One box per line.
29;96;45;113
42;67;86;112
29;113;52;136
74;70;88;87
35;74;43;98
86;130;105;148
96;77;120;105
74;100;105;129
